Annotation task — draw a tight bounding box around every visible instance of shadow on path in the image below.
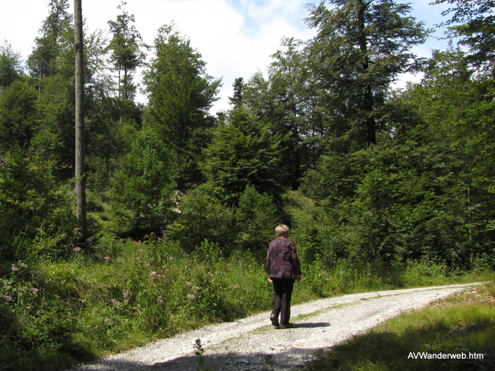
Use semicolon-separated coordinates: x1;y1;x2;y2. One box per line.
72;347;321;371
292;322;330;329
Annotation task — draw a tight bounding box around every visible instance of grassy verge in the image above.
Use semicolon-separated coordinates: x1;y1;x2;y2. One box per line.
302;281;495;371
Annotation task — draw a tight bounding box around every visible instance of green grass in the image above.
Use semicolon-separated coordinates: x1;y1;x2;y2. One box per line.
302;281;495;371
1;234;493;371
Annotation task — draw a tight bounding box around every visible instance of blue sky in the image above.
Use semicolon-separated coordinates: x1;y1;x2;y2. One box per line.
0;0;452;112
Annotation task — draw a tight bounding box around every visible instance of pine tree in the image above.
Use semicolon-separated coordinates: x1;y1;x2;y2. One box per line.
202;107;286;206
0;41;24;89
229;77;245;108
144;24;220;190
305;0;429;146
107;0;145;101
28;0;73;80
432;0;495;76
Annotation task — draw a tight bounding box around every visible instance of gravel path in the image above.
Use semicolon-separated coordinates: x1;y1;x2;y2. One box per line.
70;283;479;371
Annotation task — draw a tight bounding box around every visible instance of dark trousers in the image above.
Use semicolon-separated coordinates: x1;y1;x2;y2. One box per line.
271;278;295;326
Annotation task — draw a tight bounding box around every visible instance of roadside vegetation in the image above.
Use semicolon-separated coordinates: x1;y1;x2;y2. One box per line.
1;229;492;371
302;281;495;371
1;1;494;371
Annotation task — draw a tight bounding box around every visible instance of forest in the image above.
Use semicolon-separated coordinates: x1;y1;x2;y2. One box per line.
0;0;494;369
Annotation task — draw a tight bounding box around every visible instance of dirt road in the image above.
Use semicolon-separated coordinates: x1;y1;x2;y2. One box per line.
71;283;478;371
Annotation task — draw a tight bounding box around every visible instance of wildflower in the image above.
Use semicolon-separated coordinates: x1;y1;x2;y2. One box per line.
92;308;97;312
73;247;81;252
187;294;196;299
104;318;111;323
192;286;200;291
185;281;192;286
2;296;12;301
124;300;129;305
157;297;164;303
20;263;28;268
168;257;174;261
86;238;93;242
31;288;39;293
26;306;31;309
3;286;9;290
151;272;157;276
112;300;120;306
12;267;19;272
104;257;110;261
123;293;128;298
139;249;145;253
232;285;240;289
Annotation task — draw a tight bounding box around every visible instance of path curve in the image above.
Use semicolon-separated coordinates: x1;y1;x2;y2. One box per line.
70;283;479;371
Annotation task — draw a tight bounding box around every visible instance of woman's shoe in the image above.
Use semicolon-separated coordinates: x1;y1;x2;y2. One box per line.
280;323;295;329
270;315;280;328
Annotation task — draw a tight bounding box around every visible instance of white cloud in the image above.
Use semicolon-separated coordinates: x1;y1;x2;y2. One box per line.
121;0;316;112
0;0;48;61
1;0;451;113
1;0;316;113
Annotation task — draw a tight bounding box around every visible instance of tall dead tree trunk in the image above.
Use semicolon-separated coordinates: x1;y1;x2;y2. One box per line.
357;0;376;146
75;0;87;240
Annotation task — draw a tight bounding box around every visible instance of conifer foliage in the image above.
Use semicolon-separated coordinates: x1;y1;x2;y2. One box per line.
0;0;493;277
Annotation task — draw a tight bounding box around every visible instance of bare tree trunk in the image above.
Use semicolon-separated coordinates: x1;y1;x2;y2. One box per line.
357;0;376;146
75;0;87;240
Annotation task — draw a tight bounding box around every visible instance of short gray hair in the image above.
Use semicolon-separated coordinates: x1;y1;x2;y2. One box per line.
275;224;289;237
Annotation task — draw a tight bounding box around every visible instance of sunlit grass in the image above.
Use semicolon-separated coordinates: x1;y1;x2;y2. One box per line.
303;281;495;371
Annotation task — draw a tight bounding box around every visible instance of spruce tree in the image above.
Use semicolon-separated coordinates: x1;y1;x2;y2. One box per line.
107;0;145;101
305;0;429;147
144;24;220;191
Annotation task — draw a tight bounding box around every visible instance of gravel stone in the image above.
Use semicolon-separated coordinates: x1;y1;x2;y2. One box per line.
69;283;478;371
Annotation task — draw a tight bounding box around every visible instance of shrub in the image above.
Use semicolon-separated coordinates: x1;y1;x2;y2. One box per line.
236;185;279;259
0;147;76;261
167;182;236;254
109;131;176;237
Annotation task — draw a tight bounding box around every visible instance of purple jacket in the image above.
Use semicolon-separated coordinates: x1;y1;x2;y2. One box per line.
266;237;301;279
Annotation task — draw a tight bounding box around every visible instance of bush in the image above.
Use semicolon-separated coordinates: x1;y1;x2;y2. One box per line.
167;182;236;253
109;131;176;237
236;185;279;259
0;147;76;261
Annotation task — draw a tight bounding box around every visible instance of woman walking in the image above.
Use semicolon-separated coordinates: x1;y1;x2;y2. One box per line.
266;224;301;329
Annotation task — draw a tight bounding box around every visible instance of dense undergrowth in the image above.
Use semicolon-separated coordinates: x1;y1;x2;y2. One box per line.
1;190;494;371
1;229;493;371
